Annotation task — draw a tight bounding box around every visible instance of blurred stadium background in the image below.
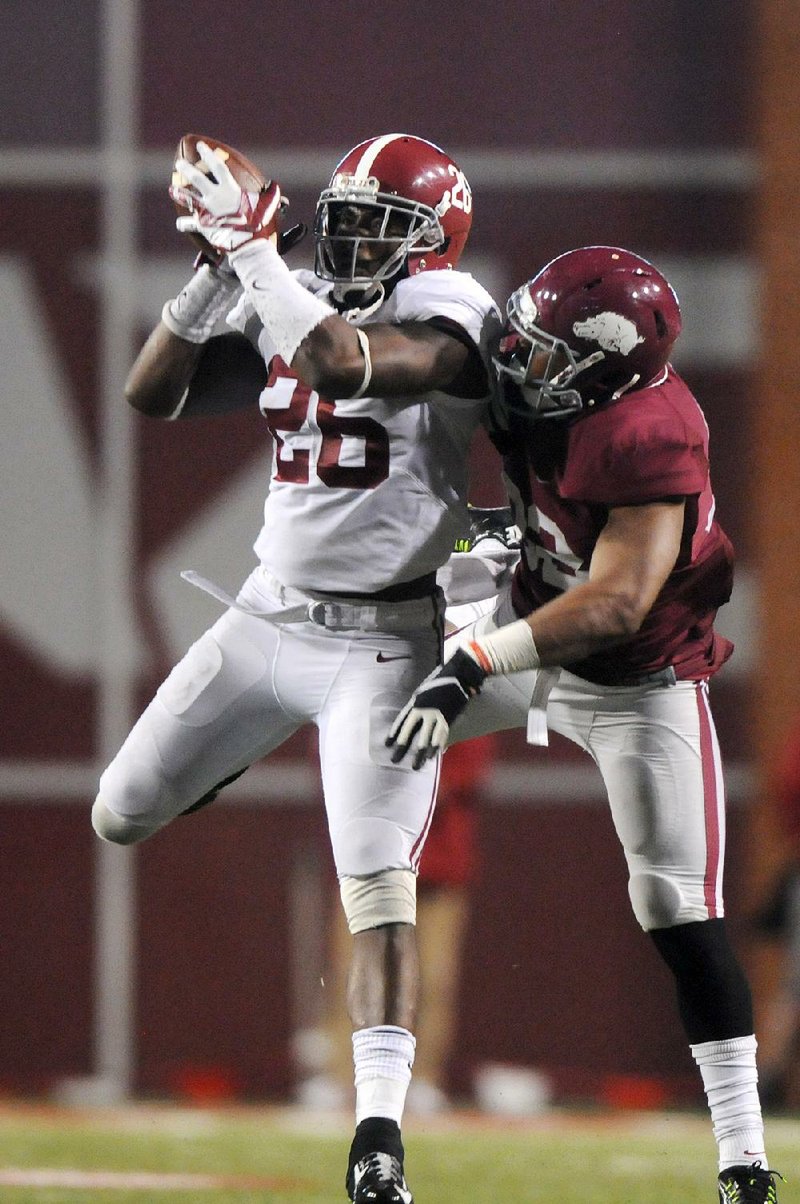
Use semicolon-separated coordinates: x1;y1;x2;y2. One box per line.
1;0;799;1135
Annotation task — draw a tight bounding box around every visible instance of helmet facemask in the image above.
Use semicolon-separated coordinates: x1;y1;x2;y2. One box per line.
493;286;603;421
314;174;445;295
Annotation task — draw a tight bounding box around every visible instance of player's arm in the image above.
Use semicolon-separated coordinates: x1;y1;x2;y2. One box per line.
126;326;265;420
292;315;480;400
128;264;475;408
125;257;252;418
387;499;685;767
169;148;484;402
125;322;206;417
228;244;483;402
522;498;685;665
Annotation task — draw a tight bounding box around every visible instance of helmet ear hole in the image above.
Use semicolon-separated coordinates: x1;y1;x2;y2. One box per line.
654;309;668;338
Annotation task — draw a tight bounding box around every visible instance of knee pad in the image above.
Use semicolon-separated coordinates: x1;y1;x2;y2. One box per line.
628;871;686;930
91;798;161;845
339;869;417;934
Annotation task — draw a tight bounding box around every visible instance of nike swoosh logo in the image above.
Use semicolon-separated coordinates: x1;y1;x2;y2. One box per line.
376;652;412;663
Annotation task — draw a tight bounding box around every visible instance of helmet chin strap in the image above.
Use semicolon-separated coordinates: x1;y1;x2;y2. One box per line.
333;280;386;321
610;373;641;400
548;351;642;407
549;350;604;389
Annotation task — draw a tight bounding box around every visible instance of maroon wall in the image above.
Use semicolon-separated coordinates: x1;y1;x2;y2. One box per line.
0;0;755;1104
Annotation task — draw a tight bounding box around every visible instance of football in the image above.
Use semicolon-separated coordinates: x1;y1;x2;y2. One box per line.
171;133;269;260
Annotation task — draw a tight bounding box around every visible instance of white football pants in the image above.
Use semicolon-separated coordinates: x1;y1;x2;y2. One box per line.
96;566;442;877
446;590;727;930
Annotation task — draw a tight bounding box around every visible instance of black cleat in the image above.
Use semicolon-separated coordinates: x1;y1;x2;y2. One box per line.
718;1163;782;1204
348;1152;413;1203
346;1119;412;1203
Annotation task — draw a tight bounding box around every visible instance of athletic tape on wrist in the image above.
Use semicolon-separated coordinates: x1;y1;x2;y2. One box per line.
229;240;333;364
161;264;239;344
470;618;541;675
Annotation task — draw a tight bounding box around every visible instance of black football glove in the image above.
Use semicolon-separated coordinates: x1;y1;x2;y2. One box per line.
278;221;308;256
453;505;521;553
385;647;487;769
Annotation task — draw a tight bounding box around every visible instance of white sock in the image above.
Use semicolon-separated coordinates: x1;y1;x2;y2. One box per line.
352;1025;416;1126
691;1035;768;1171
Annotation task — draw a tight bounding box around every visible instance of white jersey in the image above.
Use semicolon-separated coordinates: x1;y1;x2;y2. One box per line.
226;269;500;594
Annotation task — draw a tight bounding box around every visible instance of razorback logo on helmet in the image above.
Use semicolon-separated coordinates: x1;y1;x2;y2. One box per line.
573;312;645;356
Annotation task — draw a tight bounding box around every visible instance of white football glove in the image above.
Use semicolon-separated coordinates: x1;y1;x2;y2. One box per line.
170;140;284;254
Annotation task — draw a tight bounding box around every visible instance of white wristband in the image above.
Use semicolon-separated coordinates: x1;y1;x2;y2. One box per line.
470;618;541;675
229;239;333;364
351;328;373;398
161;264;240;344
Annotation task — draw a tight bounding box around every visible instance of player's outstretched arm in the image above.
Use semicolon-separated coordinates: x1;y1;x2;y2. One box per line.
523;499;686;665
228;239;477;401
293;310;477;401
125;320;207;417
172;141;480;402
388;499;686;766
125;254;245;418
127;135;293;420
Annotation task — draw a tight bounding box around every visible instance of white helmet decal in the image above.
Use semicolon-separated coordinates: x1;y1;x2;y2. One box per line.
573;311;644;356
516;288;539;327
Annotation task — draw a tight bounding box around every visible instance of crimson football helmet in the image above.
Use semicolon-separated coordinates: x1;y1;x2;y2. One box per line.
494;246;682;420
314;133;473;294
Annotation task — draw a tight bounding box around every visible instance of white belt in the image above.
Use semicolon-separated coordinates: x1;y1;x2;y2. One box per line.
526;667;561;746
181;569;441;633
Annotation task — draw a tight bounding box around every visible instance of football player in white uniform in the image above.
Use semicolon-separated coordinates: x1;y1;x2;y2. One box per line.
390;248;781;1204
92;133;500;1204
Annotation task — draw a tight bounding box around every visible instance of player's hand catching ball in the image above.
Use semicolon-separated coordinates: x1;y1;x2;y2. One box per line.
385;648;487;769
170;139;284;255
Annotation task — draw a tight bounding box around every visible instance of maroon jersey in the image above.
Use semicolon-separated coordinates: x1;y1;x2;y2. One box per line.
493;368;734;685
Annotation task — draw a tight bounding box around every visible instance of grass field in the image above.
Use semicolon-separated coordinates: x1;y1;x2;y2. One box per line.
0;1101;796;1203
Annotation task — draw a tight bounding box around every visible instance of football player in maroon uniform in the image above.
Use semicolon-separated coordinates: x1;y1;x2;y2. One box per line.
388;247;780;1204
